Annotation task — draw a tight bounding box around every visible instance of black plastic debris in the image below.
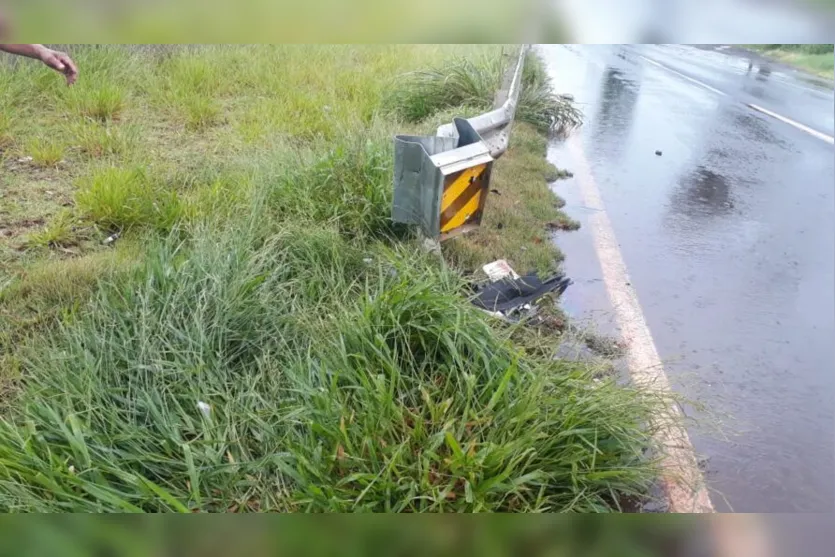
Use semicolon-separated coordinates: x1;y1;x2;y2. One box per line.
471;273;572;313
655;150;663;156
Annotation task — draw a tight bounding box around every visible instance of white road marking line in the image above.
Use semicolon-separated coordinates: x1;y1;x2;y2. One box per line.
640;54;835;145
767;73;830;97
747;103;835;144
566;135;714;513
640;55;727;97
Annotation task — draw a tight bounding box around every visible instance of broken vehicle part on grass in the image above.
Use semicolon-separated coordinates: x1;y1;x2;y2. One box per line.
470;258;572;319
471;272;572;315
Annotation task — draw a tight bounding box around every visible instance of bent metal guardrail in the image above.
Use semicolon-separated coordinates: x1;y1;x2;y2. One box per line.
392;45;530;241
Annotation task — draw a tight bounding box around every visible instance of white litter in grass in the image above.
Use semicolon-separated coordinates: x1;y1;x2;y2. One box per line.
482;259;520;282
197;401;211;418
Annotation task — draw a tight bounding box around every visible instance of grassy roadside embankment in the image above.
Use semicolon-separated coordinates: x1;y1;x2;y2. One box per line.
746;44;834;80
0;45;666;512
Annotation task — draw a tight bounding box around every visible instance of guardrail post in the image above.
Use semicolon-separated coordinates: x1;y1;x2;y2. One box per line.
392;44;530;241
393;119;493;240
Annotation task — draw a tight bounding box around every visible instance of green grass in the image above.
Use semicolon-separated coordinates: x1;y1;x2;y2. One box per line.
263;135;394;237
0;216;663;512
0;112;13;154
182;95;221;130
26;137;66;168
66;83;127;122
747;44;834;79
70;120;142;160
0;45;667;513
385;56;499;122
518;52;583;135
759;44;833;55
75;166;183;232
387;50;582;135
24;209;78;248
0;245;142;405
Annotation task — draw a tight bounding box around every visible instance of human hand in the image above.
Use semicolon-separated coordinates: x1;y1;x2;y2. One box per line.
37;46;78;86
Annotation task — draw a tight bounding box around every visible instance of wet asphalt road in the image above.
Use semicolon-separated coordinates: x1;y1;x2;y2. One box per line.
539;44;834;512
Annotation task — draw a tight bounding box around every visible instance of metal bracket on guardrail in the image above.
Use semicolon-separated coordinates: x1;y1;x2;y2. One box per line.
392;45;530;240
393;118;494;241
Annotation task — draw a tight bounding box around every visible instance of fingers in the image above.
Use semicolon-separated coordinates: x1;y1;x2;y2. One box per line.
41;52;63;71
55;52;78;85
39;49;78;86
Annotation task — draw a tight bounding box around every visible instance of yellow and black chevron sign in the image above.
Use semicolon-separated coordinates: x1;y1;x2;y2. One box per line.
439;163;489;234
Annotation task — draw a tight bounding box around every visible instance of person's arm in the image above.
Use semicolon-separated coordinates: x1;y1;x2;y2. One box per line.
0;44;78;85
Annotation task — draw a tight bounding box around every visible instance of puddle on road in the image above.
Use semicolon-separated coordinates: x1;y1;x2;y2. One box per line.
547;141;623;343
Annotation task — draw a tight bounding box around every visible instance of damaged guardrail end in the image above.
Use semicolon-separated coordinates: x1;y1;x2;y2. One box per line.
392;119;494;240
436;44;530;159
393;45;530;241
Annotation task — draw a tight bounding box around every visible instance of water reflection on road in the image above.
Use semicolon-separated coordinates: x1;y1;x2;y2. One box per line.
540;44;835;512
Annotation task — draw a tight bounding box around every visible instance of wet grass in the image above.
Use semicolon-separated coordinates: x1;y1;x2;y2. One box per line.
747;44;834;79
387;50;582;135
0;45;667;512
443;124;579;276
0;215;664;512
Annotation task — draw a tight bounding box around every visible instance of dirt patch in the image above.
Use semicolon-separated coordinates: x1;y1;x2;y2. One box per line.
575;326;628;358
3;156;72;179
545;219;580;232
0;218;45;239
